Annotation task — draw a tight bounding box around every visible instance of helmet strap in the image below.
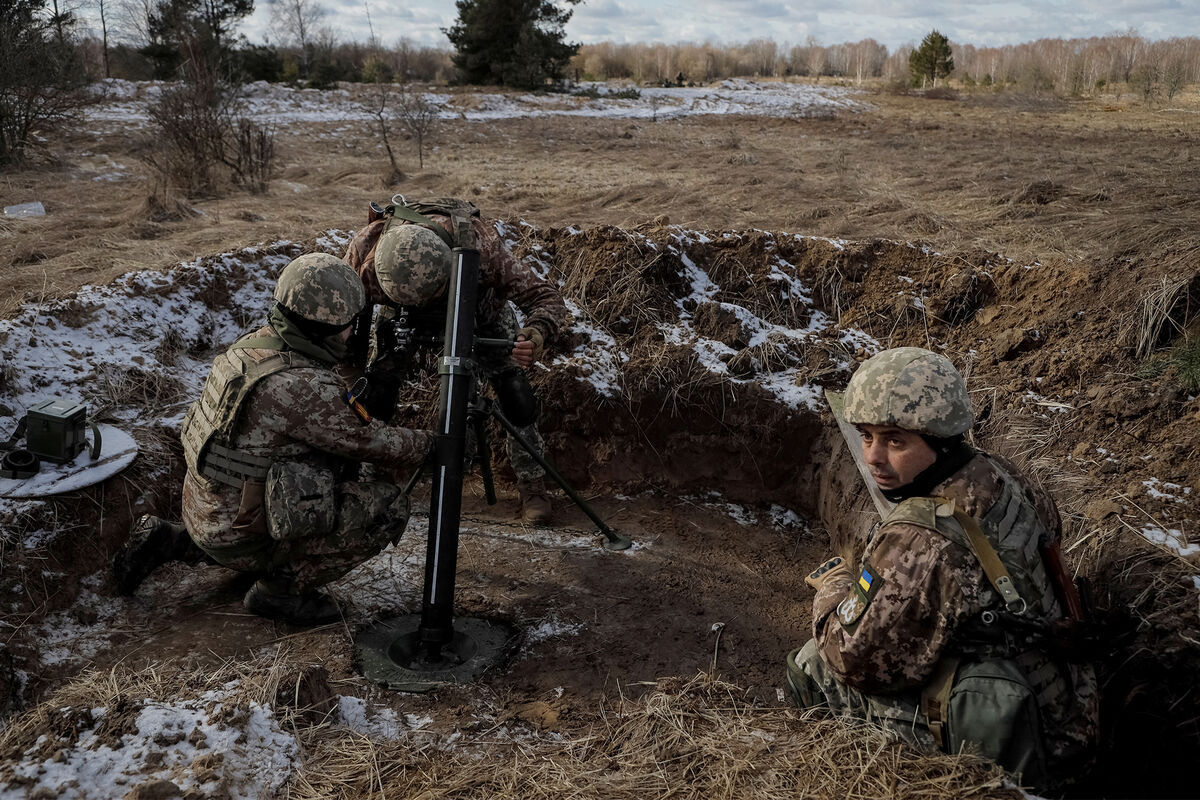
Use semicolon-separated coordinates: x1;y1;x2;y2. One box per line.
880;436;975;503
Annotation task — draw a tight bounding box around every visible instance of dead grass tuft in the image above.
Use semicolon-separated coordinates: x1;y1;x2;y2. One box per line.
1122;271;1197;359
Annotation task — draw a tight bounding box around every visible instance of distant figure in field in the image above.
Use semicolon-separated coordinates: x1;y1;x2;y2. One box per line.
787;347;1098;790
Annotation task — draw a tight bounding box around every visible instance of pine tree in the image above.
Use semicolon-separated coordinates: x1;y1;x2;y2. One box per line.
445;0;581;89
909;30;954;88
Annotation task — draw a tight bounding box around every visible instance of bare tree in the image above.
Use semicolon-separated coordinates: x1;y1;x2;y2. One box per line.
394;84;438;170
93;0;111;77
270;0;326;78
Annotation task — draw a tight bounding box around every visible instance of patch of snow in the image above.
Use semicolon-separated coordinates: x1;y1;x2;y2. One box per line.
1139;526;1200;558
770;505;808;531
524;616;584;644
1;690;298;800
1144;478;1191;504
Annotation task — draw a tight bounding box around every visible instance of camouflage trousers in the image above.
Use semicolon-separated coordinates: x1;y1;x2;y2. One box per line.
192;479;409;593
786;639;937;751
474;304;546;485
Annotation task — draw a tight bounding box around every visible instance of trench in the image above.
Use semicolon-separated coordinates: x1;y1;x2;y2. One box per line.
0;225;1197;798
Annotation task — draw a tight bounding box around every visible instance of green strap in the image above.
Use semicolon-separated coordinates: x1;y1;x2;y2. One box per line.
933;497;1028;614
386;205;456;249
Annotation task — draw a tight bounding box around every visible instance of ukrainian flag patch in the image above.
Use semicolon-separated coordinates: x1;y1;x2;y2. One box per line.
837;565;883;632
857;568;875;593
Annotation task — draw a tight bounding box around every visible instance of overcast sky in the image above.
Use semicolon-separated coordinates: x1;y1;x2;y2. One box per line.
238;0;1193;52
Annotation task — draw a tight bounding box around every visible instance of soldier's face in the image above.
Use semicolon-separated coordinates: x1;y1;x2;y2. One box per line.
857;424;937;490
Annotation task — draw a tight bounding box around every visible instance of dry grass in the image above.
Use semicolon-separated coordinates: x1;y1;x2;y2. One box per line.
0;660;1020;800
6;90;1200;320
1124;274;1192;359
293;674;1016;800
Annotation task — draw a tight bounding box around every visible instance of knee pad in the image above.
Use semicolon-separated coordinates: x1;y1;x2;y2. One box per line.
492;368;539;428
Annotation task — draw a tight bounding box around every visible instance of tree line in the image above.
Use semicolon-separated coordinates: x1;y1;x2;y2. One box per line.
570;31;1200;97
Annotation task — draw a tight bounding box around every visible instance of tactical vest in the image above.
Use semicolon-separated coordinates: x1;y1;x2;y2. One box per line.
879;454;1069;773
878;455;1062;639
181;335;313;490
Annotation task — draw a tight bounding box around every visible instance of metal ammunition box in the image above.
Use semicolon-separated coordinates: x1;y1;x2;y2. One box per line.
25;399;88;463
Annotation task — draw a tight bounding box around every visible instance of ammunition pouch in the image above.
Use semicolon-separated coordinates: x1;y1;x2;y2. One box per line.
265;462;336;542
492;367;538;427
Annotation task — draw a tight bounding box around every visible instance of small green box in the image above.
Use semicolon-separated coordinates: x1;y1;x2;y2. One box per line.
25;399;88;463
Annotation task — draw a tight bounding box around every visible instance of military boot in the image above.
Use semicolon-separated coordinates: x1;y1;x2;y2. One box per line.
243;578;342;626
517;478;553;526
112;515;201;595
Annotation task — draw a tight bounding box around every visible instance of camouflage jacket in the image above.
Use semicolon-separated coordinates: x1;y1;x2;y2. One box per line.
182;328;434;547
812;451;1068;692
812;451;1099;765
343;214;568;345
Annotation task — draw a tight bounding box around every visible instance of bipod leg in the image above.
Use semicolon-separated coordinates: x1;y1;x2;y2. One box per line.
402;465;424;497
488;407;632;551
473;415;497;505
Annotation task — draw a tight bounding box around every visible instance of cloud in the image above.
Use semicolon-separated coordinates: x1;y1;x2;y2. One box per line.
232;0;1197;53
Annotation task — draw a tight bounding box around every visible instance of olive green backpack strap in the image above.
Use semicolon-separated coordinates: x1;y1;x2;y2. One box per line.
881;497;1027;614
384;205;456;249
932;497;1027;614
921;656;960;750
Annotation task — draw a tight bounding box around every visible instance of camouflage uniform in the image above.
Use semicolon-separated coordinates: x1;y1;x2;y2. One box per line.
181;327;434;593
343;201;567;483
789;348;1098;788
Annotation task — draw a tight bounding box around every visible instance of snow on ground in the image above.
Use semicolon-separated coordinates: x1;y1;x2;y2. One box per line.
1;686;299;800
86;77;865;128
1139;525;1200;558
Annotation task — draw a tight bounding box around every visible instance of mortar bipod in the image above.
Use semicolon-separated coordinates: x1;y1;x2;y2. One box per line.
401;369;632;552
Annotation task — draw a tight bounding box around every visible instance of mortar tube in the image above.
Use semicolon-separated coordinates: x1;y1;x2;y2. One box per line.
418;246;480;659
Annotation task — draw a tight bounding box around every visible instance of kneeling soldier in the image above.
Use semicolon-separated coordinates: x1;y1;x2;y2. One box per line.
787;347;1098;790
114;254;433;625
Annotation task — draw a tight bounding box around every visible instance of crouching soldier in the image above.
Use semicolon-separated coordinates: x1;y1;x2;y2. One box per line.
342;197;568;524
113;254;434;626
786;347;1098;790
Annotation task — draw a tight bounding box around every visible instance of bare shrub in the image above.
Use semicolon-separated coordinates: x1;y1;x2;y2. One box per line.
230;118;276;194
394;84;440;170
144;39;275;197
0;0;94;166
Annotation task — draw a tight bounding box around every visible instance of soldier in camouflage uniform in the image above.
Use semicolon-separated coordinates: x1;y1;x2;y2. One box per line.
113;254;434;626
786;347;1098;790
342;197;569;524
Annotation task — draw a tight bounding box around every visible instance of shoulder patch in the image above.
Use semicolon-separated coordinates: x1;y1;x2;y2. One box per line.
837;565;884;631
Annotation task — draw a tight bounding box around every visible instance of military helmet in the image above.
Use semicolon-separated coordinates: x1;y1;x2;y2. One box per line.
273;253;365;327
843;347;973;437
374;223;453;306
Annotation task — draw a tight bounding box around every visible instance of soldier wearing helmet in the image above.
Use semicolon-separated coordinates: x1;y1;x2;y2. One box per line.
786;347;1098;790
112;254;435;626
342;197;569;524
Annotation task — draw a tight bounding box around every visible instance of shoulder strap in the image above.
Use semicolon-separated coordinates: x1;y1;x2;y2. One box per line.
230;334;287;352
882;496;1027;614
384;205;456;249
934;497;1028;614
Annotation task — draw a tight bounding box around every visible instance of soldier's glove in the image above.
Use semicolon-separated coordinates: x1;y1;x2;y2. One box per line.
805;556;850;590
512;326;544;368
